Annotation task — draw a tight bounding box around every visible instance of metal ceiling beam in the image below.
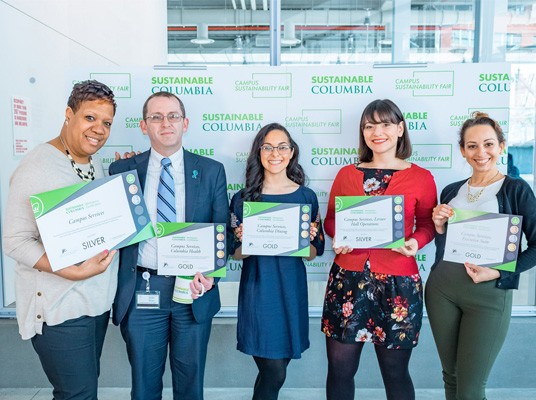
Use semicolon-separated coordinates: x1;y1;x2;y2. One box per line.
270;0;280;65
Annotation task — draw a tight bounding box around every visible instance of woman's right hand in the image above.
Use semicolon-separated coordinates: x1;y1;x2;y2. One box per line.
432;204;453;234
55;249;117;281
332;236;354;255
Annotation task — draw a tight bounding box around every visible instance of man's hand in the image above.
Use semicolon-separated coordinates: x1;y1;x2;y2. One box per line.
189;272;214;300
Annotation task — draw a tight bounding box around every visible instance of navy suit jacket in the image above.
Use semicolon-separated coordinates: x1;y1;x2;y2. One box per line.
109;149;230;326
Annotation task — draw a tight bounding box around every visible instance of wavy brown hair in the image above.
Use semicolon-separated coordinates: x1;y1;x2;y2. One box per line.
458;111;505;147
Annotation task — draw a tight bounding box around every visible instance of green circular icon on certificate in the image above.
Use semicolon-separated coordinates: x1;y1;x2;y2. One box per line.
30;196;44;218
335;197;343;212
126;174;135;184
216;224;225;233
394;196;403;205
243;202;251;217
156;223;165;237
302;205;310;213
511;217;520;225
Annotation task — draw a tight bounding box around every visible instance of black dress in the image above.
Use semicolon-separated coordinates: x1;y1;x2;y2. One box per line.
230;186;325;359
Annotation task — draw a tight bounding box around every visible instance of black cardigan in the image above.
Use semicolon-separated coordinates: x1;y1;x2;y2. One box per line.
433;175;536;290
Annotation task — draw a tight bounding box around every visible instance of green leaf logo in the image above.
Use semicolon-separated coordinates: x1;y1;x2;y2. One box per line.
243;202;251;217
335;197;343;212
126;174;135;184
30;196;44;218
156;222;165;237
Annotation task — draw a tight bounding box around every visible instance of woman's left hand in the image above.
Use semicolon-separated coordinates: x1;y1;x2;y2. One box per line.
392;238;418;257
309;222;318;241
114;151;140;160
464;262;501;284
189;272;214;300
234;224;243;242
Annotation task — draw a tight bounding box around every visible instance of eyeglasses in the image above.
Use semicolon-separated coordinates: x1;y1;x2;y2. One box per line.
145;113;184;124
260;145;292;154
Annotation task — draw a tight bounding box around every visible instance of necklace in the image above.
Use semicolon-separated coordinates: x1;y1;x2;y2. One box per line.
466;170;500;203
59;136;95;181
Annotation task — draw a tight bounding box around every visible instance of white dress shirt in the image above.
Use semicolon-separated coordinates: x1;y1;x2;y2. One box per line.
138;148;186;269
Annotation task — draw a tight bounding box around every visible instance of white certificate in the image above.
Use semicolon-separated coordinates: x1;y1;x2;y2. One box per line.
156;222;227;277
334;195;405;248
444;208;522;271
31;170;154;271
242;202;311;257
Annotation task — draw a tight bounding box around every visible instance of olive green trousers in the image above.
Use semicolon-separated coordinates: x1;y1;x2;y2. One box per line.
425;261;512;400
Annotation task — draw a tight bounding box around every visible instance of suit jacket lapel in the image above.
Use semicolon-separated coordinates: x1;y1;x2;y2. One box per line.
184;150;200;222
135;150;151;191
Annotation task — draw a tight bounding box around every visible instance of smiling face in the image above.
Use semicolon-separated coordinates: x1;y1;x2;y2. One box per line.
362;112;404;158
140;95;189;156
260;129;295;177
460;124;505;174
64;99;114;160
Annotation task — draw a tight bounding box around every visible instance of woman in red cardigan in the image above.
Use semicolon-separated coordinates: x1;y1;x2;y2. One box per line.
322;99;437;400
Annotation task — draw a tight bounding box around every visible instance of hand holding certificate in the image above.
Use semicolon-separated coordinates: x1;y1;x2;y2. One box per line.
334;195;405;249
444;208;522;271
156;222;227;277
31;170;155;271
241;202;312;257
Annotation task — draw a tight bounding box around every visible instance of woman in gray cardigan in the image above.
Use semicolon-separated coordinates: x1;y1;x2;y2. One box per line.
425;111;536;400
3;80;118;400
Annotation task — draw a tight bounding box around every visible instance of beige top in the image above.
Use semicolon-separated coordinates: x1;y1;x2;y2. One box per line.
3;144;118;340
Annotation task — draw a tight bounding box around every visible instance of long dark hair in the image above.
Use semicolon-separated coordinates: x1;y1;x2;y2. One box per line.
358;99;412;162
243;122;305;201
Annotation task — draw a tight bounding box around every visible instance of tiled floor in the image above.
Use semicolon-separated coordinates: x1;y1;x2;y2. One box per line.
1;388;536;400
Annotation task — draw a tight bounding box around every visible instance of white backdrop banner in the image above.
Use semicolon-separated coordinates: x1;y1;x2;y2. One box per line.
71;63;511;282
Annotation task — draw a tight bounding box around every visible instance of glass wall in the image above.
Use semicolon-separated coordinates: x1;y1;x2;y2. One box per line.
1;1;534;314
165;0;536;312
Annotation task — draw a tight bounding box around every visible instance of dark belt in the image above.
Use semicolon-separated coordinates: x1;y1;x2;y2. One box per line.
137;266;158;275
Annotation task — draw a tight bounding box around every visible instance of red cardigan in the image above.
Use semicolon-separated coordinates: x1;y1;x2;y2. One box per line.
324;164;437;276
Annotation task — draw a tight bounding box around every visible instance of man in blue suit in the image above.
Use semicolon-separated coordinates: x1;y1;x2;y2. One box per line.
109;92;229;400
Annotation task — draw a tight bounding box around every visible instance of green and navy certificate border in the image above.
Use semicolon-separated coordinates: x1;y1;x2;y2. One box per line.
335;195;405;249
156;222;227;277
243;201;312;257
30;169;155;249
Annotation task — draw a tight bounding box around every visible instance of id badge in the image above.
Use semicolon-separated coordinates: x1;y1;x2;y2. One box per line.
136;290;161;309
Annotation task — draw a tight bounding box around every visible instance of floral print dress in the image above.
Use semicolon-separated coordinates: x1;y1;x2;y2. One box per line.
321;167;423;349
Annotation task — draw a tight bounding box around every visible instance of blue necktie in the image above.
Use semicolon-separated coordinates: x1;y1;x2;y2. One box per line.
157;158;176;222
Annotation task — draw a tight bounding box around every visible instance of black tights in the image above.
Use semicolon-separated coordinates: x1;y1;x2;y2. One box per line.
326;337;415;400
252;356;291;400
